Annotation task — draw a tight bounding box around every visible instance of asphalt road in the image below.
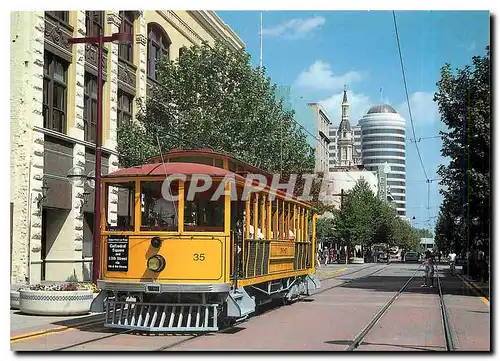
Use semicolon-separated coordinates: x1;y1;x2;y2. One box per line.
11;262;490;351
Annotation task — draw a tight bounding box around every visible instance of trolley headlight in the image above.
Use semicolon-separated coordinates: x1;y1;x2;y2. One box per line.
151;236;162;249
147;255;166;272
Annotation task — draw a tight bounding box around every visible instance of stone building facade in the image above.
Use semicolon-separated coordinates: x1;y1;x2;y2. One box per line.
10;10;244;284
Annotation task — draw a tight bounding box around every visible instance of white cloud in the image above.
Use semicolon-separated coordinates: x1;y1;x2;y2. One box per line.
262;16;326;39
295;60;363;91
320;91;374;126
397;91;440;128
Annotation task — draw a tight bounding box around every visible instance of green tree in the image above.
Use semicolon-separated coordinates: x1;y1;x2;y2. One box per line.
316;216;336;243
433;46;490;256
117;40;315;173
334;178;379;249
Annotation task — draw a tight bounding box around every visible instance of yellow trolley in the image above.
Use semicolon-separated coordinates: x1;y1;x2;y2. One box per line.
96;149;321;331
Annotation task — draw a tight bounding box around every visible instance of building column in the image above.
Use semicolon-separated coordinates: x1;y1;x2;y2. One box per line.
135;12;148;116
10;11;45;285
70;11;87;280
28;12;46;284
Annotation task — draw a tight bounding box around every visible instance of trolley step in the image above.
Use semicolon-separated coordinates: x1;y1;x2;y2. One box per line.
104;300;219;332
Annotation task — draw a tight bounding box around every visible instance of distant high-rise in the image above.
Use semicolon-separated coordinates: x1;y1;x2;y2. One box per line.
275;86;331;173
359;104;406;217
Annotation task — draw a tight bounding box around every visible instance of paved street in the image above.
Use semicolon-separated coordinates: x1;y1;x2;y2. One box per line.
11;262;490;351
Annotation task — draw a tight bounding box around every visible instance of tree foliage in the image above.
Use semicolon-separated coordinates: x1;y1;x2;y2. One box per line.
325;178;420;251
117;40;315;174
433;46;490;255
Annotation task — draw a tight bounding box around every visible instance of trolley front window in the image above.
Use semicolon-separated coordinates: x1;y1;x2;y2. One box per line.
105;181;135;231
140;180;179;232
184;181;224;232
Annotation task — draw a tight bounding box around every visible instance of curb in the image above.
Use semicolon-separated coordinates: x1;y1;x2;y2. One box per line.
456;272;489;300
317;267;348;280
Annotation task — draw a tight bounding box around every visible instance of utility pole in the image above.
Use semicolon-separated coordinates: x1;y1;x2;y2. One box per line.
67;31;132;284
259;11;263;69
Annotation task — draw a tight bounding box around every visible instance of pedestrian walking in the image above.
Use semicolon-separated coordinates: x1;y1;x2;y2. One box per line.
448;250;456;275
422;251;436;287
322;247;329;265
438;251;442;264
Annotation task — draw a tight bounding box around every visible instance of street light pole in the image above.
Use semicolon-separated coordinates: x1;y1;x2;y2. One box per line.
68;31;132;284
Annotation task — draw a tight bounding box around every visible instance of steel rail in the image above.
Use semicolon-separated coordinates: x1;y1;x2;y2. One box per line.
347;266;422;351
436;265;455;351
50;329;134;351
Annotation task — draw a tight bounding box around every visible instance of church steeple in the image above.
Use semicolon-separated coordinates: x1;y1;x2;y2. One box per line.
341;84;349;124
338;85;354;167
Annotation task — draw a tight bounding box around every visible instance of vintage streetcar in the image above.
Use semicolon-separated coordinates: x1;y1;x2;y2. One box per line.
96;149;321;332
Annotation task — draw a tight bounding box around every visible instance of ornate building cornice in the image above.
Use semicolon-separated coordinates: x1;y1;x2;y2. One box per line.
107;12;121;28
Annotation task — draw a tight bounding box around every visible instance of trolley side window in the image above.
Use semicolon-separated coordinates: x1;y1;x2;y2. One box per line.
105;181;135;231
140;180;179;232
184;181;224;232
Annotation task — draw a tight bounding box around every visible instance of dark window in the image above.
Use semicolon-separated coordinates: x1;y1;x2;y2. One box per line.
363;150;405;158
43;51;68;133
84;73;103;143
362;143;405;150
184;181;225;232
141;181;179;231
363;158;405;165
117;90;133;128
389;165;406;172
362;135;406;143
362;128;405;136
391;195;406;201
147;24;170;81
86;11;104;37
388;180;406;187
47;11;69;23
105;182;135;231
397;210;406;216
389;173;406;180
119;11;135;62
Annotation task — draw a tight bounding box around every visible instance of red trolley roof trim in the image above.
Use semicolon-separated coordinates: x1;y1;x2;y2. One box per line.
104;162;242;179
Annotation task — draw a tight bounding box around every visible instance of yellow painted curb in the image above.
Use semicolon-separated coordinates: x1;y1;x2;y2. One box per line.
10;318;103;344
318;267;348;280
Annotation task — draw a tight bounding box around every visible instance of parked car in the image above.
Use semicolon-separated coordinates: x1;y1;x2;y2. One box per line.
378;251;388;262
404;250;419;263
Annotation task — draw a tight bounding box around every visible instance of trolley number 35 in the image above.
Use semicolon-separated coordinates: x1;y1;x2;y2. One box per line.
193;253;205;261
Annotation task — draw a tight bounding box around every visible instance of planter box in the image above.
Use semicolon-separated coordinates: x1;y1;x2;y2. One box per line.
19;289;93;316
10;290;20;309
350;257;364;264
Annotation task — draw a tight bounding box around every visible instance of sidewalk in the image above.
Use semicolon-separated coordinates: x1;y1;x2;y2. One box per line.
457;271;489;299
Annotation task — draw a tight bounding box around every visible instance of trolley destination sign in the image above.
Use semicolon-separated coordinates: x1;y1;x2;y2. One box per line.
107;236;129;271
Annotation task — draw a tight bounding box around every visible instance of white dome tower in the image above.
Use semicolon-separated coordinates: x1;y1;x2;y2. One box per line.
360;104;406;217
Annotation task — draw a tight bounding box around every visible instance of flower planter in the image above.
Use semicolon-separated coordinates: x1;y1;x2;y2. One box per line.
10;290;20;309
19;289;94;316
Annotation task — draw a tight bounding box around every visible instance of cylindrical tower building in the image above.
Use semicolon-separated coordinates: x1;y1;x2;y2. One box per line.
359;104;406;217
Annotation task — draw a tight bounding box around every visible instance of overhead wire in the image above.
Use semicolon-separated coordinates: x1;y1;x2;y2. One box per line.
392;11;430;184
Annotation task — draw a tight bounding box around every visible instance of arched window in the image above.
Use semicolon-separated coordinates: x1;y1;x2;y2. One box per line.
147;23;170;81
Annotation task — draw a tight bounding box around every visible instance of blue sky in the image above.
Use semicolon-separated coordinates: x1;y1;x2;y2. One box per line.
218;10;490;232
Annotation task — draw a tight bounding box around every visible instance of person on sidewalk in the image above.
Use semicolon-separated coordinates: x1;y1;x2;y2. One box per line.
448;250;457;275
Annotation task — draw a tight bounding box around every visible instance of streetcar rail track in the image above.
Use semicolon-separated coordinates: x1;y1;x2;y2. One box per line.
347;266;422;351
437;265;455;351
